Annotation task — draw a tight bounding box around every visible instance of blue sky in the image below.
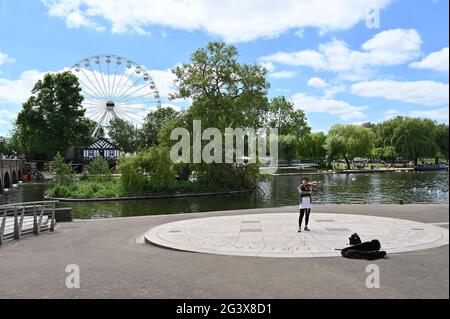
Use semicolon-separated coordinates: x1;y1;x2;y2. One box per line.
0;0;448;136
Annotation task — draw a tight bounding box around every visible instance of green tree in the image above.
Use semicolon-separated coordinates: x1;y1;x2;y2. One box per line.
108;118;139;154
279;134;298;165
267;96;310;137
87;157;111;176
140;107;180;148
392;118;438;165
362;122;377;132
171;41;270;129
298;132;327;161
15;72;90;159
375;117;401;147
118;145;176;193
49;152;74;185
326;124;375;169
0;136;14;155
169;41;270;190
434;123;449;162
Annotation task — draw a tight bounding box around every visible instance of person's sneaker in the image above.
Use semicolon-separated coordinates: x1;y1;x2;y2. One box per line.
298;227;302;232
304;226;310;231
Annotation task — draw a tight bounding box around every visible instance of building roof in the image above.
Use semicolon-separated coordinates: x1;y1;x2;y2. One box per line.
83;137;119;150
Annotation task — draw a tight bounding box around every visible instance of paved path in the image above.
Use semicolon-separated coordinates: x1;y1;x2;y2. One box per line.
0;204;448;298
144;213;448;257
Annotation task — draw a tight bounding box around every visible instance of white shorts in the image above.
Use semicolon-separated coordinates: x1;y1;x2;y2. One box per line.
299;197;312;209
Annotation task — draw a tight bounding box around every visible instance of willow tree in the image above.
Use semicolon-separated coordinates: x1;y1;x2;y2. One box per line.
392;118;438;165
326;124;375;169
434;123;449;162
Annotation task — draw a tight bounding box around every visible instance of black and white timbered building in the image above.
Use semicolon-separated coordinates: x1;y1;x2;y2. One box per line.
82;138;120;164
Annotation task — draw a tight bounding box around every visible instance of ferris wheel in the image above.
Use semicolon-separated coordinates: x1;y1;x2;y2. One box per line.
71;54;161;136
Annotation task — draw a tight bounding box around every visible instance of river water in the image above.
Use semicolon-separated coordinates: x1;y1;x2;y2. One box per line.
1;171;448;219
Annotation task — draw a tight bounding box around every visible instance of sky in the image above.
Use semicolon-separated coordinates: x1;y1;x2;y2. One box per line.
0;0;448;136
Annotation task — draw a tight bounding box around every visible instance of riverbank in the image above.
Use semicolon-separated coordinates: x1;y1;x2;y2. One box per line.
0;204;447;298
47;189;253;202
271;167;415;176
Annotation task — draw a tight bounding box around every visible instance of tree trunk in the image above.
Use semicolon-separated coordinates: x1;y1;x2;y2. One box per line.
345;158;351;170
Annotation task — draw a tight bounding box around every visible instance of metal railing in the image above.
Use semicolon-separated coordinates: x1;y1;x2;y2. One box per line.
0;201;58;246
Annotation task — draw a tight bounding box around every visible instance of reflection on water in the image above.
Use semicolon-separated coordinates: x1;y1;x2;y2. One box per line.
1;171;448;219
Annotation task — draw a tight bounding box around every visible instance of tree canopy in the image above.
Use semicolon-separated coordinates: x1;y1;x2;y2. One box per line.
15;72;90;159
267;96;310;137
170;41;270;130
108;118;139;154
140;107;180;148
326;124;375;169
392;118;439;165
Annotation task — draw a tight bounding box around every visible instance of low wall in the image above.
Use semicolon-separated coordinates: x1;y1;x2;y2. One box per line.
47;189;253;203
54;207;72;222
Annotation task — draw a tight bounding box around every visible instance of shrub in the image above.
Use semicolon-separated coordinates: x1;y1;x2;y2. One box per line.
88;157;111;176
49;152;73;185
118;145;176;194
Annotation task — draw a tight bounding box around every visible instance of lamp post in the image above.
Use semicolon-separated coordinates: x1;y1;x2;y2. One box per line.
0;136;6;155
0;136;4;175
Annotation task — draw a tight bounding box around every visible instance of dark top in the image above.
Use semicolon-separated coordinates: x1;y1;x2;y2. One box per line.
300;185;312;198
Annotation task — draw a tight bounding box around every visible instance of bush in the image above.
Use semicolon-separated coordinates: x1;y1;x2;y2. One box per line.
49;152;73;185
118;145;176;194
88;157;111;176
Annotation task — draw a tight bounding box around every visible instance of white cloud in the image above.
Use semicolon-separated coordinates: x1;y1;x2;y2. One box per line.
292;92;366;120
294;29;304;38
65;10;106;31
323;85;346;98
361;29;422;65
382;107;449;123
351;80;449;106
260;29;422;80
0;70;48;104
0;109;18;136
409;47;449;73
307;77;328;88
383;108;400;120
0;108;17;120
259;61;276;73
147;69;176;98
0;70;64;134
409;108;449;122
269;71;296;79
307;77;346;98
0;52;15;65
42;0;392;42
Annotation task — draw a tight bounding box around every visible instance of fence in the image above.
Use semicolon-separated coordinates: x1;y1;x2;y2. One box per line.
0;201;58;246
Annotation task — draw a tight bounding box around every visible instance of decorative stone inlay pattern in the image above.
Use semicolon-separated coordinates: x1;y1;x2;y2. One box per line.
144;213;449;258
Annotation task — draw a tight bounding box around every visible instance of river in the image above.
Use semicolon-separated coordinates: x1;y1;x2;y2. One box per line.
0;171;448;219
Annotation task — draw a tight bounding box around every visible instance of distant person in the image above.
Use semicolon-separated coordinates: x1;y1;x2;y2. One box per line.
298;178;313;232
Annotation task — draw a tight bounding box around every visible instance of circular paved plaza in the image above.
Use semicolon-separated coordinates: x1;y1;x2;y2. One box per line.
144;213;449;258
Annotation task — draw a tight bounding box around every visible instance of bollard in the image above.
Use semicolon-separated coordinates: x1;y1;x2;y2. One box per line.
13;207;19;240
33;204;39;235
